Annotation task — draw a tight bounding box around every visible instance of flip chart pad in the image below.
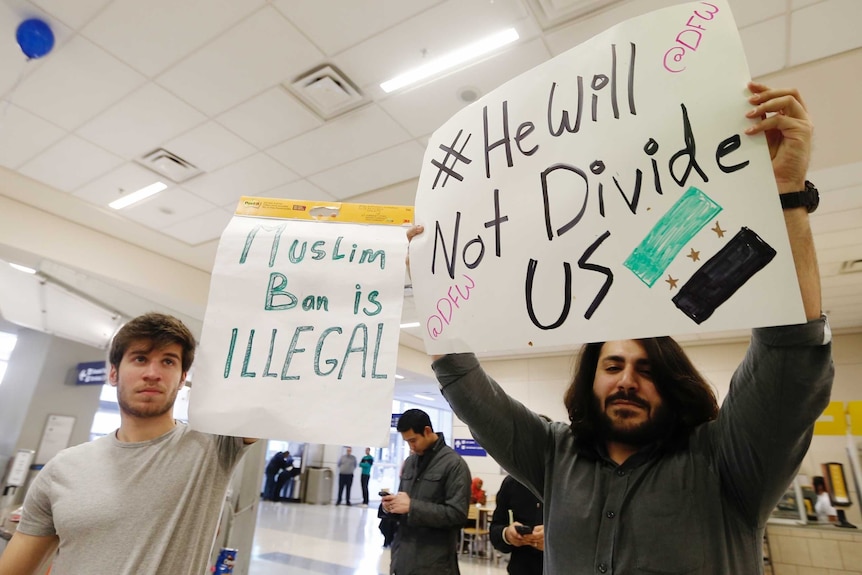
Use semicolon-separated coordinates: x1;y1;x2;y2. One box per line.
191;197;413;445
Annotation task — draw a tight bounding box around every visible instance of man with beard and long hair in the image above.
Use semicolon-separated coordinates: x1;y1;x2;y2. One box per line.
408;83;835;574
0;313;257;575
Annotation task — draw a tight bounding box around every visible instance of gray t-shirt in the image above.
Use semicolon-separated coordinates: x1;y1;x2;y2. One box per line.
18;423;248;575
337;454;357;474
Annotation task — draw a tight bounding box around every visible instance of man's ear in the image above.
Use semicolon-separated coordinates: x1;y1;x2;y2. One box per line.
109;365;118;387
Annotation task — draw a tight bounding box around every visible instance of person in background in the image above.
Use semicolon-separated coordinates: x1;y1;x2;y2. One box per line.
336;446;357;506
263;451;289;501
470;477;487;505
813;476;838;523
410;83;834;573
359;447;375;507
274;451;298;501
0;313;257;575
381;408;471;575
490;475;544;575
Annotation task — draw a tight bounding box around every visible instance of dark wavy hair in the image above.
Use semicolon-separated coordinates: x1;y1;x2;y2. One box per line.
563;337;718;450
109;313;196;373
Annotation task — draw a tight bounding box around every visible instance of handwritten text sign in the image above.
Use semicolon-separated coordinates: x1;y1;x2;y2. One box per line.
411;1;805;354
190;200;410;445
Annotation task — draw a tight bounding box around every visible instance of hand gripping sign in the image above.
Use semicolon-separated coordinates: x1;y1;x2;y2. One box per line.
191;197;412;446
410;1;804;355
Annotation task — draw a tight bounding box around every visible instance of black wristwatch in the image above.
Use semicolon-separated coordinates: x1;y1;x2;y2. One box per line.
779;180;819;213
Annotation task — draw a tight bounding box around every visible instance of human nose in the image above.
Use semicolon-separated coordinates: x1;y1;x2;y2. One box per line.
141;360;161;380
616;365;639;390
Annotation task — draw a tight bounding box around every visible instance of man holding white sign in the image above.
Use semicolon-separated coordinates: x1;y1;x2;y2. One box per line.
411;82;834;574
0;313;256;575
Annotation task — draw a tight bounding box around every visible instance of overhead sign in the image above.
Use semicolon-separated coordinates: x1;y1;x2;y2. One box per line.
76;361;107;385
453;438;487;457
190;198;412;446
410;0;804;355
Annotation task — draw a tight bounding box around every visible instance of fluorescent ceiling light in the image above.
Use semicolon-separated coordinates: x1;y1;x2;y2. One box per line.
9;263;36;274
414;393;436;401
400;322;420;329
395;374;405;380
380;27;519;93
109;181;167;210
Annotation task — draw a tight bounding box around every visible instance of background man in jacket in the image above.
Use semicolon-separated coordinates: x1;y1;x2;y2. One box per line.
382;409;471;575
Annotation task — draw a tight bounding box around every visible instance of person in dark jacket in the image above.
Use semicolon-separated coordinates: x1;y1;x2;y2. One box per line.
489;475;544;575
263;451;290;501
381;409;471;575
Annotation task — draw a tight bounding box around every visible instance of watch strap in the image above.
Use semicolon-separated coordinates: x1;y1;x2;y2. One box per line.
779;180;819;213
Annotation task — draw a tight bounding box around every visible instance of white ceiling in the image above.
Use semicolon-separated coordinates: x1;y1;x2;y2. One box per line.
0;0;861;396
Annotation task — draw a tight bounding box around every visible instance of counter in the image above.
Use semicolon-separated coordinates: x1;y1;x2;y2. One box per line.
767;523;862;574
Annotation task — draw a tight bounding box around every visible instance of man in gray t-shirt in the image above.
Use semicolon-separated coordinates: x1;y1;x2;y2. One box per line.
0;313;257;575
336;447;358;505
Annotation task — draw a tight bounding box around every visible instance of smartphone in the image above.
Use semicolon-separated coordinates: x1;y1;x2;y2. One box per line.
514;524;534;535
378;490;391;497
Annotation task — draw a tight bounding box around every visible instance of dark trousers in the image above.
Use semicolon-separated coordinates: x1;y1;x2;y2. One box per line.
337;473;354;504
361;474;370;504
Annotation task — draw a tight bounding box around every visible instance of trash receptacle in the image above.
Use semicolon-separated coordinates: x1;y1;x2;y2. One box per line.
304;467;333;505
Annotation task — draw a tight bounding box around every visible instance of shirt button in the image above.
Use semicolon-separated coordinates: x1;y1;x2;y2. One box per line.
598;563;608;573
606;511;615;519
616;469;625;477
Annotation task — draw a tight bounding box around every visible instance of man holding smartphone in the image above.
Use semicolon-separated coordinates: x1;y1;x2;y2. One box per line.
490;475;544;575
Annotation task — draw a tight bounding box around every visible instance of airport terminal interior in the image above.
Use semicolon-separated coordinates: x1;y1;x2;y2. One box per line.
2;0;862;574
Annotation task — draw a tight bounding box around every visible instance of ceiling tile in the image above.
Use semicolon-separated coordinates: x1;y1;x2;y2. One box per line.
543;0;679;56
0;103;65;169
216;87;323;149
379;38;551;137
161;207;234;246
334;0;533;89
73;162;167;207
156;6;323;116
791;0;822;8
267;104;413;176
309;141;425;200
790;0;862;66
82;0;265;77
727;0;786;27
272;0;442;56
739;16;787;78
18;134;122;191
260;179;336;203
11;35;145;130
184;152;299;206
119;186;218;231
163;121;256;173
29;0;112;29
75;82;206;160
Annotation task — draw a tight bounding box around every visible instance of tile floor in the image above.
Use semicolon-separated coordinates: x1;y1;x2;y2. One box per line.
249;500;508;575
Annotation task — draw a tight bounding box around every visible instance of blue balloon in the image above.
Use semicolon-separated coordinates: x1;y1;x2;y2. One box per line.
16;18;55;59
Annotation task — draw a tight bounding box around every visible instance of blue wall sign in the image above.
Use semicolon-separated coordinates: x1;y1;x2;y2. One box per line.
391;413;401;428
76;361;107;385
453;438;487;457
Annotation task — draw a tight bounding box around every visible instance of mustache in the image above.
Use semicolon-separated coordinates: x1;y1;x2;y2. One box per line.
605;391;650;409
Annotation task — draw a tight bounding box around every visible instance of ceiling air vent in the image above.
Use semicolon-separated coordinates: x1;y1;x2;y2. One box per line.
524;0;627;30
839;259;862;274
136;148;202;183
287;64;365;120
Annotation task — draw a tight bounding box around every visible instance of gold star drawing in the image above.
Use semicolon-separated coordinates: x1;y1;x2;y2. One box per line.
665;275;679;290
687;248;701;262
711;221;726;238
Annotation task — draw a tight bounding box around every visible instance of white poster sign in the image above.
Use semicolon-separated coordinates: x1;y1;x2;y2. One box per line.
411;1;805;355
190;199;412;446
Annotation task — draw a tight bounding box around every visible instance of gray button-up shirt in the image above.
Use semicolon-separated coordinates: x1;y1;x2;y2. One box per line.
434;318;833;574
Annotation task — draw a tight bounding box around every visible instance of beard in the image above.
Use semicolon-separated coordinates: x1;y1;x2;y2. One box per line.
117;386;180;419
594;391;674;447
